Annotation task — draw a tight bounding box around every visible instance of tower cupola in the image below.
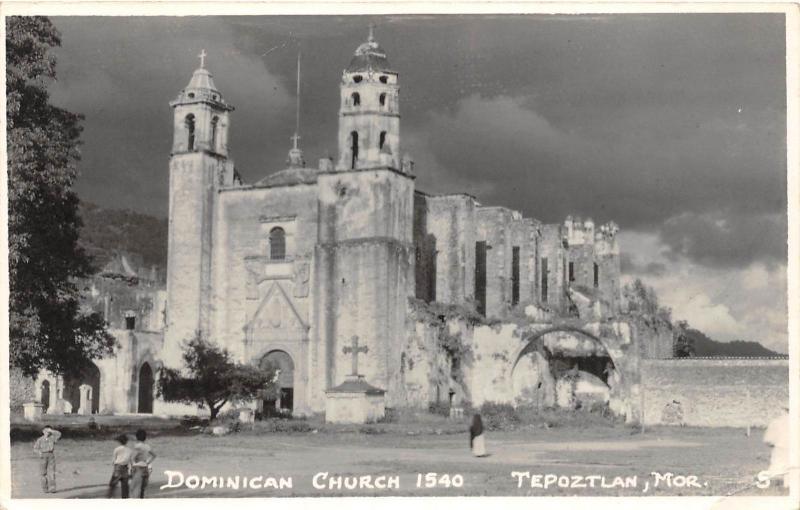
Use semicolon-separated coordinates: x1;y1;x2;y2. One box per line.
170;50;234;157
337;28;401;171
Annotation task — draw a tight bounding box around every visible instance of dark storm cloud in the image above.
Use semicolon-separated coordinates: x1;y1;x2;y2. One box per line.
658;212;787;269
620;253;667;276
44;14;786;268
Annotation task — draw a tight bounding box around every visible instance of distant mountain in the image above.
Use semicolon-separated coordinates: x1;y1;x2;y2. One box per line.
79;202;168;272
684;328;785;358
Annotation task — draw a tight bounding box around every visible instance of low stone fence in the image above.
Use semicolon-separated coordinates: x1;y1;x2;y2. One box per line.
640;358;789;427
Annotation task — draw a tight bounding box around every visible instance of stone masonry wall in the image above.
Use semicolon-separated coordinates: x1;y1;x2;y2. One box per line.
10;368;36;414
640;359;789;427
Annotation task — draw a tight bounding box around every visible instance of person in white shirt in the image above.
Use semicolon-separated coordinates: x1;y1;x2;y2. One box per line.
107;434;133;498
130;429;156;498
763;407;791;489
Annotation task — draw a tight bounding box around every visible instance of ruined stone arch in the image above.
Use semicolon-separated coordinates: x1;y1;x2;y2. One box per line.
64;361;101;414
258;349;296;416
512;326;620;379
510;326;624;409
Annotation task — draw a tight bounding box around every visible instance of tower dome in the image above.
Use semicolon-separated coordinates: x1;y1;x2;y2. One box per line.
337;27;401;171
173;50;230;107
346;27;393;73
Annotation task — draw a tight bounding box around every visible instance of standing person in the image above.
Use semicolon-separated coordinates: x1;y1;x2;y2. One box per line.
763;407;791;489
107;434;132;498
130;429;156;498
470;413;488;457
33;425;61;493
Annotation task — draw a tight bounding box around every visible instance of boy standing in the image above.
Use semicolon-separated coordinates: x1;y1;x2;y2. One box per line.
130;429;156;498
108;434;132;498
33;425;61;493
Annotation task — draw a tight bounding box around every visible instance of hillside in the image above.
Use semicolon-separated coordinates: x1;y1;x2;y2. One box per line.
685;328;784;358
78;202;168;272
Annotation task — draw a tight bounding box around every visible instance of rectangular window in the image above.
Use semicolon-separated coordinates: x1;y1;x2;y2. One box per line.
541;257;549;303
125;316;136;330
569;261;575;282
594;262;600;288
511;246;520;306
475;241;487;316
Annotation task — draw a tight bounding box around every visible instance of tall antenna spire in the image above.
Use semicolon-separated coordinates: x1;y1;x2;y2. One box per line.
287;49;305;168
368;23;375;43
295;50;301;143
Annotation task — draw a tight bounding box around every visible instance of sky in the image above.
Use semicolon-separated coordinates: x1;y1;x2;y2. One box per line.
43;14;788;352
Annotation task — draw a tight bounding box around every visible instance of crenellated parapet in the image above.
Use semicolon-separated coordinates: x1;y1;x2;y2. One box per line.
594;221;619;256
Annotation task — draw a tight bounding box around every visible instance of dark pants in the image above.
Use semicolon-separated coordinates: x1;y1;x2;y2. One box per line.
130;466;149;498
39;452;56;493
108;464;130;498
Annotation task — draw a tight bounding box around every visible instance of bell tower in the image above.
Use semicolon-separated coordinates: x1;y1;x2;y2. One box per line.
314;30;415;411
337;27;400;170
164;51;235;366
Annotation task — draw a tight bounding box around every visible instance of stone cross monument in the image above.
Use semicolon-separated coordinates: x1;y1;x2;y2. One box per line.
324;335;386;424
342;336;368;376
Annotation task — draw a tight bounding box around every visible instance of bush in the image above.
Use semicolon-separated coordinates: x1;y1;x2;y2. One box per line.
379;407;399;423
479;402;520;430
254;418;313;433
428;402;450;417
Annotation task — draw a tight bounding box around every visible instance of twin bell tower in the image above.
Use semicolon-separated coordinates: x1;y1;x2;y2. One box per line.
163;30;415;417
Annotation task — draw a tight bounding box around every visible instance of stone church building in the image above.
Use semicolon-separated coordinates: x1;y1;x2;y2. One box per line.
32;31;636;420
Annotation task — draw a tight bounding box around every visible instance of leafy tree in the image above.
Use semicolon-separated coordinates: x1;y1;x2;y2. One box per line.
157;335;279;421
622;278;672;322
673;320;695;358
7;16;114;376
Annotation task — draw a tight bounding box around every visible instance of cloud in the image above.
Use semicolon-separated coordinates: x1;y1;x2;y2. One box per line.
406;85;785;269
49;17;294;215
658;211;786;269
620;253;667;276
619;230;788;353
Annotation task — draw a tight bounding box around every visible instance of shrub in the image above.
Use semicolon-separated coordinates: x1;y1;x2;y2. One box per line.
428;401;451;417
254;418;313;434
479;402;520;430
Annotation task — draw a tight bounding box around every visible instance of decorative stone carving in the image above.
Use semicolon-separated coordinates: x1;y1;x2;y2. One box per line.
246;283;308;340
293;259;310;297
244;257;263;300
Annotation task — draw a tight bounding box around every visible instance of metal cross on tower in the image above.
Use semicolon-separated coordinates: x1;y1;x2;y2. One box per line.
342;335;369;376
198;49;207;69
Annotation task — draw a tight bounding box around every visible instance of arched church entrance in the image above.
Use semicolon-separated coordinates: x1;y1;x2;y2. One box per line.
260;350;294;417
138;362;154;414
64;362;101;414
40;380;51;413
512;327;620;410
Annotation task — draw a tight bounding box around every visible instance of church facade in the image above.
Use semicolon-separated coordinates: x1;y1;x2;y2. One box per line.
32;32;628;418
160;32;622;415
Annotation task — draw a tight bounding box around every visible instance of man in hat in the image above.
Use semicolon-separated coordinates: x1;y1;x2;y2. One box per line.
33;425;62;493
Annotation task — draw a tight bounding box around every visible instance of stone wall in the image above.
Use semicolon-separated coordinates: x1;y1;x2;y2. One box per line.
640;359;789;427
10;368;36;414
164;153;223;366
84;273;165;333
316;169;415;411
539;224;566;313
413;193;477;305
400;316;470;409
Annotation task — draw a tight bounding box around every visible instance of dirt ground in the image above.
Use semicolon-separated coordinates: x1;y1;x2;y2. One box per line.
9;419;789;499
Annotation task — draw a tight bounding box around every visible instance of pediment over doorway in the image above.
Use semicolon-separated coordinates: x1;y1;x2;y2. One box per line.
244;282;309;339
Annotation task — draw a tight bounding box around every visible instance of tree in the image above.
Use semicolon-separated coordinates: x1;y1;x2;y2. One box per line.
7;16;114;376
622;278;672;322
157;335;279;421
673;320;695;358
